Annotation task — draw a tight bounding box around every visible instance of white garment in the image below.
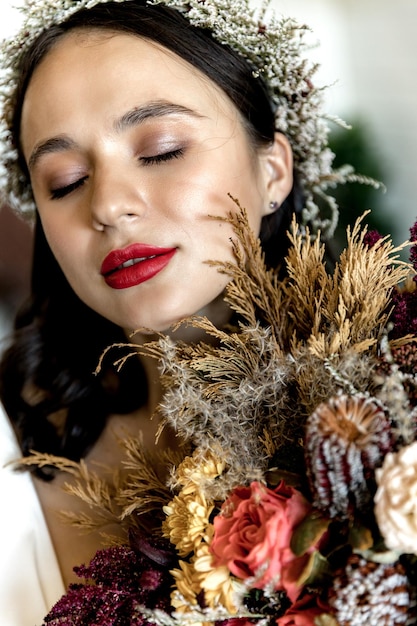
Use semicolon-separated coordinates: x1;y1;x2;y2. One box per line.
0;404;65;626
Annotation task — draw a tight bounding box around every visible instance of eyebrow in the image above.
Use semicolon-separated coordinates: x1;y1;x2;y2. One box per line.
28;100;202;172
28;136;77;172
114;100;203;132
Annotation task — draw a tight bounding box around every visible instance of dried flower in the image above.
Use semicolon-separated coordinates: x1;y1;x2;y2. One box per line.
276;592;332;626
390;287;417;340
329;555;414;626
162;450;222;556
378;343;417;411
170;559;201;612
375;441;417;555
210;481;312;602
363;229;384;249
170;544;244;617
409;219;417;272
170;448;226;495
305;395;393;518
38;210;417;625
163;490;214;556
42;544;173;625
194;542;244;613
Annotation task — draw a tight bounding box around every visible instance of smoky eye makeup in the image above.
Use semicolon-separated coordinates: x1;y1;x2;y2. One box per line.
33;118;197;200
50;175;89;200
28;145;89;201
35;161;89;201
132;117;195;162
43;160;89;199
137;127;186;149
139;147;185;166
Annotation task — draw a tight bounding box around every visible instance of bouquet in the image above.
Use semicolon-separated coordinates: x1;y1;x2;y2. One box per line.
34;205;417;625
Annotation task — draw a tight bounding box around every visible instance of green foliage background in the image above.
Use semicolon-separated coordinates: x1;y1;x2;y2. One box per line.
329;119;400;256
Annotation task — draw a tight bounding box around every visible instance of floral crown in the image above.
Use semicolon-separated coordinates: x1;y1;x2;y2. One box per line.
0;0;377;235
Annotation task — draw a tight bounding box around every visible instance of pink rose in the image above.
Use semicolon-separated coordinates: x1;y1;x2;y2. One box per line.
276;593;331;626
210;481;312;602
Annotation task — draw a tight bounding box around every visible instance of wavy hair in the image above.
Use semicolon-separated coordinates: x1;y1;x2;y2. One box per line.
0;0;302;476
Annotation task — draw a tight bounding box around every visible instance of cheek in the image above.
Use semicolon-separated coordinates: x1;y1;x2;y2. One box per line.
173;137;266;226
40;216;87;283
42;220;66;257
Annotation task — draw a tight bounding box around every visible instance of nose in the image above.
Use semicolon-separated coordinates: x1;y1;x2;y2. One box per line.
89;166;145;230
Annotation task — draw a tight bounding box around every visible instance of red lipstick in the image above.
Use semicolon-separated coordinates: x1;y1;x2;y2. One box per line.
101;243;176;289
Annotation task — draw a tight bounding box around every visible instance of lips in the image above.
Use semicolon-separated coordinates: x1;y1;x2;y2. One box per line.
101;243;177;289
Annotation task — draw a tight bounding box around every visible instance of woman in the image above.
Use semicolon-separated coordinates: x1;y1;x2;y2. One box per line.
1;1;403;625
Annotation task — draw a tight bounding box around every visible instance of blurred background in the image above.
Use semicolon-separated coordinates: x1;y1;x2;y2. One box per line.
0;0;416;346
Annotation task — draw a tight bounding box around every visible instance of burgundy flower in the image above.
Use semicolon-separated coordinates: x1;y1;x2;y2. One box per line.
409;219;417;271
363;229;383;249
276;593;332;626
389;288;417;340
389;218;417;339
43;536;175;625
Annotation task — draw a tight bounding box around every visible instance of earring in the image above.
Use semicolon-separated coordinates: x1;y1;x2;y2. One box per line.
269;201;279;212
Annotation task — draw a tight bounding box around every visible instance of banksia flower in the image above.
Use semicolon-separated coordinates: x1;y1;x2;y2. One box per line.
329;555;415;626
305;395;393;518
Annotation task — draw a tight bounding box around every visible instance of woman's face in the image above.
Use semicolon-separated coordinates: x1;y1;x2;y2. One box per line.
21;30;292;334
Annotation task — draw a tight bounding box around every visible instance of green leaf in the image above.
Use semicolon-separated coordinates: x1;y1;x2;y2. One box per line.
291;514;330;556
348;521;373;551
297;549;330;587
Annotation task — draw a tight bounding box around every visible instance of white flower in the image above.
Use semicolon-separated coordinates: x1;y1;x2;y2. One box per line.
375;441;417;555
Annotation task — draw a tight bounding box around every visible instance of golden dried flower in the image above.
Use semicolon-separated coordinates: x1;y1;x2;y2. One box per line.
170;544;243;619
162;450;224;555
173;449;226;495
163;490;214;556
194;542;244;613
171;559;201;611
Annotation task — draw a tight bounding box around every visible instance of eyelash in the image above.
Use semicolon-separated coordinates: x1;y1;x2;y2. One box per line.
50;176;88;200
140;147;185;166
49;149;185;200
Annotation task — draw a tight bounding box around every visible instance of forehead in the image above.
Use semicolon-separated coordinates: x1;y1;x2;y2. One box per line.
20;29;238;152
24;28;230;112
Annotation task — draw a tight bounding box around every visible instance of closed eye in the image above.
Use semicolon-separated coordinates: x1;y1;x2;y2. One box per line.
139;148;184;166
49;148;184;198
50;176;88;200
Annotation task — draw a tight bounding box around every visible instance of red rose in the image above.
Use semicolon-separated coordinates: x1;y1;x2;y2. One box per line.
210;481;312;602
276;593;331;626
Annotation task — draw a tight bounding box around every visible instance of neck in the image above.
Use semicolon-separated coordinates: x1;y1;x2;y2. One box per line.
129;292;232;345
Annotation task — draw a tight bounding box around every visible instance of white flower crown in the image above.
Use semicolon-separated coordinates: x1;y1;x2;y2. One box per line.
0;0;378;235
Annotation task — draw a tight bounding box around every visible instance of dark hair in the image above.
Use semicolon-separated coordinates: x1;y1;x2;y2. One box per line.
0;0;303;475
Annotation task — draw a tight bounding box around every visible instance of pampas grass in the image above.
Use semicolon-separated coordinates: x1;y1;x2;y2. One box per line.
24;202;416;528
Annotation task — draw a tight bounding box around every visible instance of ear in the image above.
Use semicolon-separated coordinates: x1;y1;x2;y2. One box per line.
259;133;293;215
